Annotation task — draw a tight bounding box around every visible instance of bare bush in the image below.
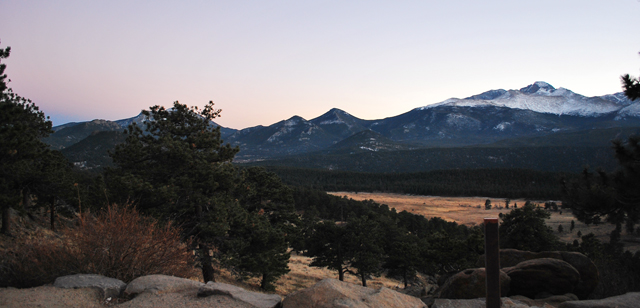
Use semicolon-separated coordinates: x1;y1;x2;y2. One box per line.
1;204;196;287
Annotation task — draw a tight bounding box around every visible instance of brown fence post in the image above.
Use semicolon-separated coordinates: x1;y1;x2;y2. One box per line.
484;217;501;308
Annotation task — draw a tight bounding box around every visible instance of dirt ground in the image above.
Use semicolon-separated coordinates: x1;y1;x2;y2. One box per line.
328;192;640;253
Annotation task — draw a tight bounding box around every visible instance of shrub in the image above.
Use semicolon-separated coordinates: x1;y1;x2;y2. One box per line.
0;229;77;288
0;204;196;287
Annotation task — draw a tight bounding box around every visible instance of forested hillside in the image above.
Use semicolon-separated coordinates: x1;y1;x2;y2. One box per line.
262;167;572;200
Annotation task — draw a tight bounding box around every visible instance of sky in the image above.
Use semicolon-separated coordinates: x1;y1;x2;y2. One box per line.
1;1;639;129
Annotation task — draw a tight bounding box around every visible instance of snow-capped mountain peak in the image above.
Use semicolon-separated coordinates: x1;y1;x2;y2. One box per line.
519;81;556;94
417;82;636;117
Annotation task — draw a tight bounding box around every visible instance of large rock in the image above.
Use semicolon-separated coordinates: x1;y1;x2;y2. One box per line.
53;274;126;299
478;249;599;299
124;275;204;297
510;293;578;307
558;292;640;308
559;252;599;300
282;278;427;308
437;268;510;299
504;258;580;298
477;249;562;268
198;282;282;308
432;297;535;308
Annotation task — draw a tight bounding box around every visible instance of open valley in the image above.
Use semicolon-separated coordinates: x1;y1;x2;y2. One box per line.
329;192;640;253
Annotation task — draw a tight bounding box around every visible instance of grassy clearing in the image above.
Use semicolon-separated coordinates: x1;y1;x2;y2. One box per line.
329;192;640;253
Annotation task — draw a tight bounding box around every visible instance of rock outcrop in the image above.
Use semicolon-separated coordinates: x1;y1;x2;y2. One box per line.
558;292;640;308
510;293;578;307
437;268;510;299
282;278;427;308
123;274;204;297
477;249;598;299
432;297;534;308
504;258;581;298
53;274;126;299
198;282;282;308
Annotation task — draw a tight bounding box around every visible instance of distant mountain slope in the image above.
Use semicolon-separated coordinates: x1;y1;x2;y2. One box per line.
325;129;418;154
245;145;618;174
47;81;640;166
46;114;233;150
60;131;126;169
45;119;122;150
309;108;372;139
422;81;636;117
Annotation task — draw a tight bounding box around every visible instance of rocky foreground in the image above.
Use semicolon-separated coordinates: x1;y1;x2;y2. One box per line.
1;273;639;308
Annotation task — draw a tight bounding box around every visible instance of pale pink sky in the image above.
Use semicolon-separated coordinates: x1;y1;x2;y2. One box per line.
1;0;639;129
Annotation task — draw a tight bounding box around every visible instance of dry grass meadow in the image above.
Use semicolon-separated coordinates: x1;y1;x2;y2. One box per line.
248;192;640;295
328;192;640;253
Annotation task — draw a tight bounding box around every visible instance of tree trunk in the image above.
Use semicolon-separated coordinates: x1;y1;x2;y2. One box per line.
200;243;215;282
50;196;56;231
403;273;408;288
261;273;268;290
23;190;32;210
338;268;344;281
361;273;367;287
1;206;11;235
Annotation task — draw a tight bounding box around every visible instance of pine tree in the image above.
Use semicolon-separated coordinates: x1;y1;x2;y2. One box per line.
344;216;384;287
0;42;55;235
107;101;239;282
499;203;561;252
383;233;424;288
305;220;350;281
227;211;290;291
621;53;640;101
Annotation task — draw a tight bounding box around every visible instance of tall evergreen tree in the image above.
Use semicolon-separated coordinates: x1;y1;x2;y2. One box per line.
107;101;238;282
0;42;54;235
562;57;640;232
499;203;561;252
383;233;425;288
621;52;640;101
226;210;290;291
344;216;384;287
305;220;351;281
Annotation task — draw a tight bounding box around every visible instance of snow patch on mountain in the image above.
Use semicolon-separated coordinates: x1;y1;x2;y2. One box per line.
418;82;627;117
319;119;345;125
446;114;481;129
494;122;512;131
615;102;640;119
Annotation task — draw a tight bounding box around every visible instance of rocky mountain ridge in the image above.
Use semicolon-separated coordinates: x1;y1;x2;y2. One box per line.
46;82;640;165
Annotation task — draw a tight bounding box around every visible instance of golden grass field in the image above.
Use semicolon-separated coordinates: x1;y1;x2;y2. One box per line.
328;192;640;253
243;192;640;295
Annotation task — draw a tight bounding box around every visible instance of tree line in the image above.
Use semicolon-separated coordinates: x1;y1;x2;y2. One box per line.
262;166;572;200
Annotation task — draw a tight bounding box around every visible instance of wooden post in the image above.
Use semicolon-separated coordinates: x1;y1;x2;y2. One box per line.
484;217;501;308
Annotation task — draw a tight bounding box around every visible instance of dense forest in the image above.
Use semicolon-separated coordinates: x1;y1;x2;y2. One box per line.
262;167;573;200
246;145;619;174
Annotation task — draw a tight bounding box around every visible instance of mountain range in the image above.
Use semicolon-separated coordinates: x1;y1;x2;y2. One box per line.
46;81;640;171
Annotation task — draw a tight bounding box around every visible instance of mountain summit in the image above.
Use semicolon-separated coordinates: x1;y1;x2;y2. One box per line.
420;82;637;117
48;81;640;165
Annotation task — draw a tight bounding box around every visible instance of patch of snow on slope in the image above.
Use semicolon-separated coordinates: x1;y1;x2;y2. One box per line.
284;118;300;126
416;83;627;116
359;146;378;152
615;102;640;119
267;125;296;143
446;113;481;129
494;122;511;131
319;119;345;125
